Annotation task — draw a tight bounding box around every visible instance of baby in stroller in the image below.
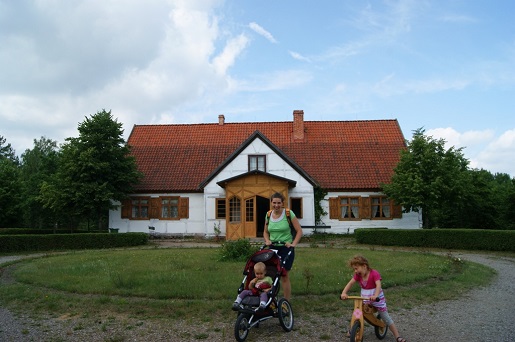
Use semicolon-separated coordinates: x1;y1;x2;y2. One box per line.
232;248;287;313
232;247;294;341
232;261;272;311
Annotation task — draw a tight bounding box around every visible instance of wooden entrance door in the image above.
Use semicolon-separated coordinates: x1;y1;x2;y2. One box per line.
224;173;289;240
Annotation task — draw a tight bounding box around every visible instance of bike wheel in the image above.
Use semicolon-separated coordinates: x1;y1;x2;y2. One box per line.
349;321;363;342
374;313;389;340
277;298;294;332
234;313;250;342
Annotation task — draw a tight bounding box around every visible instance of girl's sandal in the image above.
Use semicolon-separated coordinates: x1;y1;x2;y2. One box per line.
396;337;407;342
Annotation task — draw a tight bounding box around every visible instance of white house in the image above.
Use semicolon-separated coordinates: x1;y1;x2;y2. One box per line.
109;110;420;239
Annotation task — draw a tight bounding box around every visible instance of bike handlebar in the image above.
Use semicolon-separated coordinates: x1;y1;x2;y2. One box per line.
341;296;380;302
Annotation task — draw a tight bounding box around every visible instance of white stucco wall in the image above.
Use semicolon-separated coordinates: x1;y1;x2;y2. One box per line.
109;193;205;235
202;137;315;237
108;138;420;237
310;191;422;235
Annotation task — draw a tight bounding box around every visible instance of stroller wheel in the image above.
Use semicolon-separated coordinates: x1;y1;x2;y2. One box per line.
277;298;294;332
234;313;250;342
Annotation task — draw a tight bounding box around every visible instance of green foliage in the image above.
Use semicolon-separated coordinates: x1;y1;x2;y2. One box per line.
218;239;259;261
355;228;515;251
0;135;19;163
314;186;328;225
0;155;22;227
0;228;95;235
0;136;23;227
39;110;142;230
383;128;472;228
19;137;60;229
0;233;148;253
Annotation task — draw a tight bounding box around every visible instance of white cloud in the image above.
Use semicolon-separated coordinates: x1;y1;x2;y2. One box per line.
427;127;515;177
213;34;249;75
289;51;311;62
248;22;278;44
0;0;254;153
426;127;494;150
475;129;515;176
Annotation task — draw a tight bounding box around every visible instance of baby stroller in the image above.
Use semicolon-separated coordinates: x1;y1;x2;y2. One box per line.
233;245;294;342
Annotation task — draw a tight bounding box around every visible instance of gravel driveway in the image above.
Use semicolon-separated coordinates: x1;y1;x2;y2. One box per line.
0;249;513;342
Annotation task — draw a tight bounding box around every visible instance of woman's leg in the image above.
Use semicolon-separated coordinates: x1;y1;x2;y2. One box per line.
281;271;291;300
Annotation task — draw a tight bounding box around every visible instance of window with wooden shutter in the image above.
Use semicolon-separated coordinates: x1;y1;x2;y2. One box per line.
370;196;395;219
179;197;189;218
121;199;131;219
150;198;160;219
329;197;339;219
361;197;371;219
130;197;150;219
340;197;360;220
392;203;403;218
161;197;179;219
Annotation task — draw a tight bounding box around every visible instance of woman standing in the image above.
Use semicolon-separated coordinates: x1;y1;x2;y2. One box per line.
263;192;303;300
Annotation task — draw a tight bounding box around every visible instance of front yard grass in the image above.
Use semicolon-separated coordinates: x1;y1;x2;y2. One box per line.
0;246;494;323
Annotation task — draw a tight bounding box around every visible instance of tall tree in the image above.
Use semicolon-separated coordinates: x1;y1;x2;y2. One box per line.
0;135;19;164
490;172;515;230
382;128;469;228
40;110;142;230
20;137;60;228
0;135;22;227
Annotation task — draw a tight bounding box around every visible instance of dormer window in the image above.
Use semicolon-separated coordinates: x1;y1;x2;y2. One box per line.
249;155;266;172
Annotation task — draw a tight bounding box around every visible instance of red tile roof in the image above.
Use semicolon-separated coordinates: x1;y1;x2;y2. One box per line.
127;118;406;192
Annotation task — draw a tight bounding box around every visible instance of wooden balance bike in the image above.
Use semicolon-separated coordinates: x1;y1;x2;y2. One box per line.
343;296;388;342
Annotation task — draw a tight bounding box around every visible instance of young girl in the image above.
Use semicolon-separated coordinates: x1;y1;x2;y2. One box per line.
232;262;273;311
340;255;407;342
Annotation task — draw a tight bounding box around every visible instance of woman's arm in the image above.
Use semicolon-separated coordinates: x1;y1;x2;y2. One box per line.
263;222;271;245
287;216;303;248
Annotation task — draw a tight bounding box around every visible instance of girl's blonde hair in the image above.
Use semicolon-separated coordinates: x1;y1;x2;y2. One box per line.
348;255;370;269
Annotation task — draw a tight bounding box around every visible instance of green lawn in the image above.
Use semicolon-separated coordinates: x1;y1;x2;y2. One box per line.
0;246;494;321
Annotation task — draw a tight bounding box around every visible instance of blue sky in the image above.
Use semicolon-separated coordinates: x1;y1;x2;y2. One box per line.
1;0;514;176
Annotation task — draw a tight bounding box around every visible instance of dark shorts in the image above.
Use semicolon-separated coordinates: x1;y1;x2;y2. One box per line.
272;245;295;272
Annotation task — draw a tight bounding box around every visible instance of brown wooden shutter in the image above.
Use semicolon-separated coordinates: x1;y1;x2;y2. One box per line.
361;197;371;219
150;198;160;219
121;199;131;219
392;203;403;218
329;197;339;219
179;197;189;218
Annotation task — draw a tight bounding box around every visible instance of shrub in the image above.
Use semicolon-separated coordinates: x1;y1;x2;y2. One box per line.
218;239;259;262
0;233;149;253
354;228;515;251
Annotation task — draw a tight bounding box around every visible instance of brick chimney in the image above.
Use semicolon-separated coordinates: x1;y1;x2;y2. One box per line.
293;110;305;141
218;114;225;125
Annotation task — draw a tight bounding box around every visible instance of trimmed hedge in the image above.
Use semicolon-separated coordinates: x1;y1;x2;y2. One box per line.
0;233;149;253
0;228;98;235
355;228;515;252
